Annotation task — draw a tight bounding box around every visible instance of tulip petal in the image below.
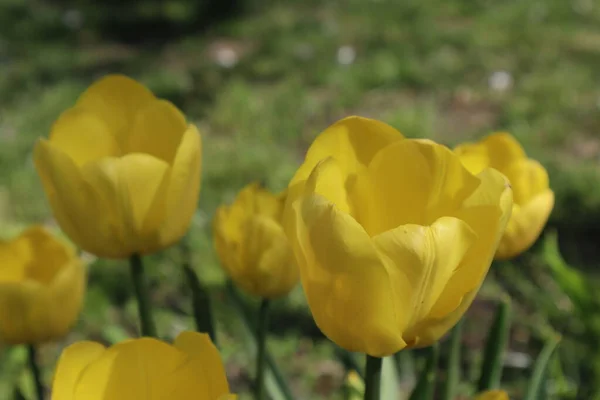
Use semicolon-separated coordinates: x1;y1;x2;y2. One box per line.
243;216;298;298
0;259;84;345
0;227;84;345
12;226;72;284
437;168;511;301
0;282;43;344
365;140;479;234
292;193;405;356
126;100;188;163
408;168;512;346
372;217;476;343
0;241;26;282
47;257;86;341
81;154;170;256
162;125;202;244
303;157;353;214
76;75;155;148
73;338;192;400
302;116;403;174
51;341;106;400
474;390;509;400
455;132;526;175
241;183;285;221
482;132;526;169
213;205;242;270
285;117;402;228
49;107;121;166
496;190;554;260
415;141;481;219
34;141;130;257
174;331;231;397
502;158;549;205
452;143;488;175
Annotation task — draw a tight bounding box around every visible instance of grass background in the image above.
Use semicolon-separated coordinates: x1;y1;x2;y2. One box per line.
1;0;600;398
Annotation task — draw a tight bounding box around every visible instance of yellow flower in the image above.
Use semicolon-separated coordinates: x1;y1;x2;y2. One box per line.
214;183;299;298
34;75;202;259
283;116;512;356
344;370;365;400
51;331;236;400
473;390;509;400
0;226;85;344
455;132;554;260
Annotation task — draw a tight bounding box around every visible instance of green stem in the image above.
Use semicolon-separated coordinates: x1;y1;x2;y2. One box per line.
364;355;382;400
27;345;44;400
183;264;217;345
442;319;464;400
225;282;295;400
255;299;270;400
410;344;440;400
477;298;511;391
129;254;157;337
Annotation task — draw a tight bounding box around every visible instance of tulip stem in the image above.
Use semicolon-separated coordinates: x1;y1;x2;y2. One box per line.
129;254;157;337
255;299;270;400
27;345;44;400
364;355;382;400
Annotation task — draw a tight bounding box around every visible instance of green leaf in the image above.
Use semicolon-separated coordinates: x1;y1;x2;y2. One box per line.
477;297;511;391
542;230;593;312
441;318;464;400
524;335;561;400
409;344;439;400
12;387;26;400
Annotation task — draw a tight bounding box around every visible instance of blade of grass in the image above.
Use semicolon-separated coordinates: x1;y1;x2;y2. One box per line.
524;335;561;400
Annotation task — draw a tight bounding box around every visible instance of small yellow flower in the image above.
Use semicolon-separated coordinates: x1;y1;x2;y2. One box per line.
283;116;513;356
455;132;554;259
214;183;299;298
344;370;365;400
0;226;85;344
34;75;202;259
51;332;236;400
474;390;509;400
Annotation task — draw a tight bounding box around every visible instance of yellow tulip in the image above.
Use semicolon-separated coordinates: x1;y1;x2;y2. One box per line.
473;390;509;400
455;132;554;260
34;75;202;259
51;331;236;400
214;183;299;298
283;116;513;356
0;226;85;344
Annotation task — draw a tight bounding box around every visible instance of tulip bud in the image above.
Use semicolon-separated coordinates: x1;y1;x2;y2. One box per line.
214;183;299;299
455;133;554;260
0;226;85;344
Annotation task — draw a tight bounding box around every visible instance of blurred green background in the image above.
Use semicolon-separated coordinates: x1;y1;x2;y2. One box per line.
1;0;600;399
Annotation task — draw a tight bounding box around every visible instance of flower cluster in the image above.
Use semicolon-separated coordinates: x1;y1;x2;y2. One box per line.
0;75;553;399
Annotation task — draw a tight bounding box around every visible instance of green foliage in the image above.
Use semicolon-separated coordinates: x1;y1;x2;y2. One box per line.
1;0;600;398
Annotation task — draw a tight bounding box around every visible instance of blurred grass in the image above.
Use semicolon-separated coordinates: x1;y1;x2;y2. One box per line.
2;0;600;398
